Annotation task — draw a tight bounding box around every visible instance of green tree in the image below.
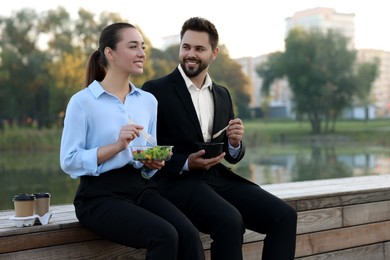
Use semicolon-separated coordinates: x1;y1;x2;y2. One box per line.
210;45;251;119
353;59;379;121
39;8;153;116
0;7;252;127
0;8;53;127
149;46;178;79
258;28;359;133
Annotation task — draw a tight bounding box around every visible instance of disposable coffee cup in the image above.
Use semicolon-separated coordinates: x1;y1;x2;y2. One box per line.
33;192;51;216
13;194;36;217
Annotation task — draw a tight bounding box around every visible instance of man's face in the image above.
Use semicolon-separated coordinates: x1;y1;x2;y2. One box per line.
179;30;217;78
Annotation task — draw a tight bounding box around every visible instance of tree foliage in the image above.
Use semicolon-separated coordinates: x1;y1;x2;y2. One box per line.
0;7;252;129
257;28;378;133
210;45;251;118
0;8;52;127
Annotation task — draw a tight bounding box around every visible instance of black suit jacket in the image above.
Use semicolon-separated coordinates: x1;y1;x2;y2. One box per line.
143;68;249;206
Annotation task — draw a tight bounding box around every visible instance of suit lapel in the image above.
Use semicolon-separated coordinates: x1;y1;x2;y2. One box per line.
211;84;224;135
172;69;204;141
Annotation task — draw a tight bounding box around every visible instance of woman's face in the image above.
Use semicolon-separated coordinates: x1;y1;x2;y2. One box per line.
109;28;146;76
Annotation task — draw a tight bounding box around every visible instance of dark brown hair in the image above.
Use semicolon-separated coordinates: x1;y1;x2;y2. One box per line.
84;23;136;87
180;17;219;50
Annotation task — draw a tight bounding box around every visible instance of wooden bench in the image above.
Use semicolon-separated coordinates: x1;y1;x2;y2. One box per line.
1;175;390;259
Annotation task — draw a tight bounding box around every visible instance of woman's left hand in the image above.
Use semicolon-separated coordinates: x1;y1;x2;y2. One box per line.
142;160;165;170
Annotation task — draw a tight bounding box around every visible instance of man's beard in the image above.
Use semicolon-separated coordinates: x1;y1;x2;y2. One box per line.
180;59;209;78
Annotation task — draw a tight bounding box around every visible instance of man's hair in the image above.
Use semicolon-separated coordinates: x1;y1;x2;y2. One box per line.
180;17;219;49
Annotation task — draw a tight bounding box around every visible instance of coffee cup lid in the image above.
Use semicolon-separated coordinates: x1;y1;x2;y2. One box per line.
33;192;51;198
13;193;36;201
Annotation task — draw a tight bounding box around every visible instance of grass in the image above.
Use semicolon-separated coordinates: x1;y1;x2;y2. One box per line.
0;126;61;151
243;118;390;147
1;119;390;151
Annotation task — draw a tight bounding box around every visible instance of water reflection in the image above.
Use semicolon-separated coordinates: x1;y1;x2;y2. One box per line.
232;146;387;185
1;146;389;210
0;151;79;211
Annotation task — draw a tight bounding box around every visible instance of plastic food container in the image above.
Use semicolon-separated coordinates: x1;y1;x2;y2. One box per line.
131;146;173;161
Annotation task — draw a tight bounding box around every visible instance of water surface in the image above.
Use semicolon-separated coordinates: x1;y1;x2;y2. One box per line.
1;146;389;210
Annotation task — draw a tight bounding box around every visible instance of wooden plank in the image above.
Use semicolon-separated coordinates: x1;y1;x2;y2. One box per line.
0;240;146;260
295;220;390;257
297;207;342;234
340;190;390;205
344;200;390;226
296;195;343;211
296;190;390;211
240;242;388;260
296;243;386;260
242;241;263;260
243;230;264;243
212;222;390;259
263;175;390;200
1;176;390;259
0;205;78;235
0;226;388;260
297;190;390;212
385;241;390;260
206;241;264;260
0;227;99;254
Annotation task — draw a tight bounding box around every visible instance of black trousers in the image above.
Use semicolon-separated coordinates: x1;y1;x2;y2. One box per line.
74;165;205;260
162;169;297;260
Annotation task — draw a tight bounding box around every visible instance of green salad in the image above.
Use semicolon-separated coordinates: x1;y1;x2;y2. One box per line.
132;146;172;161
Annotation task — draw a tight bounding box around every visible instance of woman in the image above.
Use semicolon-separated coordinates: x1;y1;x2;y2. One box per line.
60;22;204;260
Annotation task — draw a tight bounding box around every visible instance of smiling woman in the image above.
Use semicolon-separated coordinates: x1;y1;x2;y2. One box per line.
57;22;206;259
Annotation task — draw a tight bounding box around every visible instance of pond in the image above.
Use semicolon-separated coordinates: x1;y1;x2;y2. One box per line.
1;145;389;210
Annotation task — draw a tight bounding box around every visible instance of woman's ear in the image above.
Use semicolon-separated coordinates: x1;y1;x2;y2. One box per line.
104;47;114;60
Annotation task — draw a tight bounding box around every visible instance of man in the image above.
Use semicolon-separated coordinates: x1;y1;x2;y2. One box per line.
142;17;297;260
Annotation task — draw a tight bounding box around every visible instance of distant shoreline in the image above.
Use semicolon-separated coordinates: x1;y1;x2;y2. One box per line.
1;119;390;151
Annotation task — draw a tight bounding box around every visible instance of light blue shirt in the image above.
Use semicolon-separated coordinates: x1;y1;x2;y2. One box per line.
60;80;157;179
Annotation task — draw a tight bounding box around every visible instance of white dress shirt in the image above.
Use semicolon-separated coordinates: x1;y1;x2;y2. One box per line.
178;66;240;171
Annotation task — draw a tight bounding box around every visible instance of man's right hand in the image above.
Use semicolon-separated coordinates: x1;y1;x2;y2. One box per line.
188;150;225;170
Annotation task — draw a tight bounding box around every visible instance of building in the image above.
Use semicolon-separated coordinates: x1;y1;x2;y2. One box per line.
357;49;390;117
235;55;292;118
234;56;264;114
285;7;355;49
236;7;389;119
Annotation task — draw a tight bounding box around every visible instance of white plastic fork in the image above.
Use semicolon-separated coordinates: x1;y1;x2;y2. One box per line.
128;118;157;146
212;125;229;139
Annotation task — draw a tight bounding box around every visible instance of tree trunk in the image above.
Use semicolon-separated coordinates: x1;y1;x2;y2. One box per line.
308;112;321;134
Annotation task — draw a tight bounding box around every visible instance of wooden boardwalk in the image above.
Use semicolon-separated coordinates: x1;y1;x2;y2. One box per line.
1;175;390;259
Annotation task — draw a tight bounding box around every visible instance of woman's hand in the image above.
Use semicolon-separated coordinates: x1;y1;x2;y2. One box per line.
117;123;144;150
142;160;165;170
97;123;144;165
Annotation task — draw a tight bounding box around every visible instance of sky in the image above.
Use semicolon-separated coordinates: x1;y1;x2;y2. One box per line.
2;0;389;59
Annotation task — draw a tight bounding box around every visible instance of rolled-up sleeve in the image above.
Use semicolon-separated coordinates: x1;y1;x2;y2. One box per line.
60;96;100;178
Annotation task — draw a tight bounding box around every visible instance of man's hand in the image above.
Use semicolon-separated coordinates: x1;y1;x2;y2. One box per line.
226;118;244;147
188;150;225;170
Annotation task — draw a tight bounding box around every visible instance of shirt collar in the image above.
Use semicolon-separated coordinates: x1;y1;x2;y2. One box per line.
89;80;142;98
178;65;213;91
